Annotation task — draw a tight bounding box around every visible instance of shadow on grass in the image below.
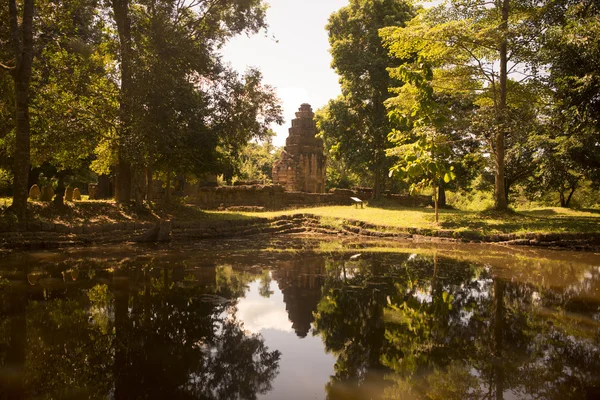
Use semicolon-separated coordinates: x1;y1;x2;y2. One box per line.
1;200;258;224
441;207;600;234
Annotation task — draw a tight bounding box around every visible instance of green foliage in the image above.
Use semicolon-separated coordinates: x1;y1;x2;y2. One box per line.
233;140;281;184
320;0;415;198
388;127;456;197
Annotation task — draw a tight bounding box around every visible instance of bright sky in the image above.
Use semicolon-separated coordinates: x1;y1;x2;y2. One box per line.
221;0;349;147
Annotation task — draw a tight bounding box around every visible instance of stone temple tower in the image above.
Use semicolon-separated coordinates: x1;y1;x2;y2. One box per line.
272;103;326;193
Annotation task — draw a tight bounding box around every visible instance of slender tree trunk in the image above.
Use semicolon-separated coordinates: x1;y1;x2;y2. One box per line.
115;159;132;203
146;164;153;201
559;191;566;207
433;180;439;223
7;0;35;220
53;173;65;206
438;183;446;208
164;165;171;204
565;186;576;207
113;0;133;203
504;181;511;206
494;0;510;211
27;167;40;188
373;166;381;201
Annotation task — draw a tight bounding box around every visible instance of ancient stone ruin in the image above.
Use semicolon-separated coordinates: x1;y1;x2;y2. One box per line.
65;187;74;202
29;184;41;200
272;103;326;193
40;185;55;202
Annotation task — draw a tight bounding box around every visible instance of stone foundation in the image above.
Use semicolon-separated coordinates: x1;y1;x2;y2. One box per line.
191;185;432;209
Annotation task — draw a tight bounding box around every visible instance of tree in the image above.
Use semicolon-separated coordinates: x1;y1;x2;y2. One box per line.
1;0;118;207
233;139;281;184
111;0;134;203
381;0;544;210
103;0;277;203
1;0;35;219
322;0;415;200
539;0;600;198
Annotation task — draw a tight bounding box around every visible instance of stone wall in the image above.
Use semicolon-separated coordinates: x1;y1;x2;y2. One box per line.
191;185;432;209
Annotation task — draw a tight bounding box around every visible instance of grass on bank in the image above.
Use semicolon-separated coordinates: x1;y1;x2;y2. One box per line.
1;196;599;235
240;204;600;235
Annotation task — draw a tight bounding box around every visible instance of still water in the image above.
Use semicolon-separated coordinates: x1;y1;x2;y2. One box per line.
1;237;599;399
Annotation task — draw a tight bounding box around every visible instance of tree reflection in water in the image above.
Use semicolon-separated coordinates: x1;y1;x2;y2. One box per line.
1;242;599;400
313;252;600;400
0;259;280;399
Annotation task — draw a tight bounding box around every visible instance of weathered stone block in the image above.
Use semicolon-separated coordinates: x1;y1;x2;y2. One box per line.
88;183;98;200
65;187;74;202
40;185;54;202
73;188;82;201
29;184;41;200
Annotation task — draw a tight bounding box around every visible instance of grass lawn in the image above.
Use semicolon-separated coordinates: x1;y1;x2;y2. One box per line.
239;204;600;235
2;196;599;235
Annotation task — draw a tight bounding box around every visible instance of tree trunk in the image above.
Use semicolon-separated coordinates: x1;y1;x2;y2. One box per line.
433;181;439;223
28;167;40;189
7;0;35;220
438;183;446;208
97;174;112;199
53;173;65;206
164;165;171;204
504;180;511;206
146;163;153;201
113;0;133;203
115;158;132;203
372;166;382;201
559;191;566;207
563;185;576;208
494;0;510;211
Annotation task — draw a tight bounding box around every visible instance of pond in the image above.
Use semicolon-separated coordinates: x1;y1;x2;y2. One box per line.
1;236;599;399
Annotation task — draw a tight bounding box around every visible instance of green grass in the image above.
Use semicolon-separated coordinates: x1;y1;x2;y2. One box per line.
235;204;600;235
2;197;599;236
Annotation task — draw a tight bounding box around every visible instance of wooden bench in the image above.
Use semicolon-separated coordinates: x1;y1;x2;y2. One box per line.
350;197;363;209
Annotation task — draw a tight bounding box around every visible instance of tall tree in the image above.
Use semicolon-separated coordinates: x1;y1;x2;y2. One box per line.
1;0;35;219
111;0;134;203
103;0;274;203
541;0;600;195
381;0;544;210
322;0;414;200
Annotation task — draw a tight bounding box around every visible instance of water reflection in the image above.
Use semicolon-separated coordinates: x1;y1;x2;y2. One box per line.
0;239;599;400
0;259;281;399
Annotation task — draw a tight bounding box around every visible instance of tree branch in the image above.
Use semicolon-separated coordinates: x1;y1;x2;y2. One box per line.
0;61;15;71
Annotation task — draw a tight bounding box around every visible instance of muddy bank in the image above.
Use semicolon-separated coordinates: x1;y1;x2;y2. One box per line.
1;213;599;251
